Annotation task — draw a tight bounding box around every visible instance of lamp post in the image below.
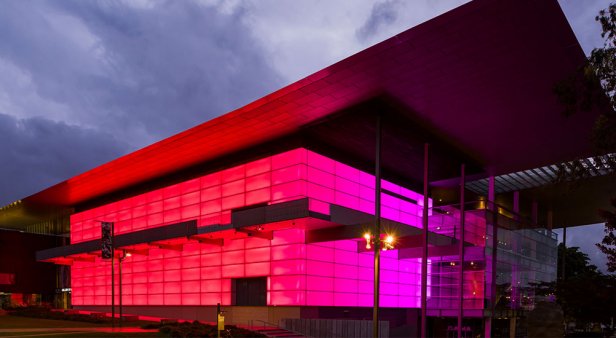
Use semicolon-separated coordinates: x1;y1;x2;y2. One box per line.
366;232;395;338
118;250;131;327
373;115;382;338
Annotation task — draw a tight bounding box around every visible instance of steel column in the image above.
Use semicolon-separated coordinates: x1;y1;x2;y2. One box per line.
372;115;382;338
457;164;465;338
420;143;429;338
562;224;567;281
485;176;497;338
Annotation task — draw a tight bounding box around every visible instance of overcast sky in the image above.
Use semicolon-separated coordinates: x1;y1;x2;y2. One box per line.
0;0;612;270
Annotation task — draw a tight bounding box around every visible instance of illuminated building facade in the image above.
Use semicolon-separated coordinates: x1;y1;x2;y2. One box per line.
2;0;607;336
37;147;558;336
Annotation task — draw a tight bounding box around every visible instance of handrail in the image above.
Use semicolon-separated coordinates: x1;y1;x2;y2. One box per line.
430;200;557;239
269;319;351;338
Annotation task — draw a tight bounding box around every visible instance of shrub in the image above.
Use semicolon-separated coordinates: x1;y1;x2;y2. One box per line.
157;321;266;338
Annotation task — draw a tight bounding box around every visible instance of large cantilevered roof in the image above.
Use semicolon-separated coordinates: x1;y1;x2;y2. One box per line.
1;0;605;227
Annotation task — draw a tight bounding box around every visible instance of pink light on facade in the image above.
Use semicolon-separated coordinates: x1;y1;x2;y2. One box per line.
69;148;483;309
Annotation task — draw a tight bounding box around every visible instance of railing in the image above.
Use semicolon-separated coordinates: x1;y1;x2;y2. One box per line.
279;318;388;338
431;200;557;240
248;319;306;337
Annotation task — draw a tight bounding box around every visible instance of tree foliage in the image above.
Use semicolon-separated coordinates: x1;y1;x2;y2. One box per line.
590;4;616;153
593;3;616;274
597;198;616;272
537;244;616;328
558;243;601;279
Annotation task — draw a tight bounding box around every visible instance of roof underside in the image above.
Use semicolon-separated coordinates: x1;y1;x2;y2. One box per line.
1;0;608;229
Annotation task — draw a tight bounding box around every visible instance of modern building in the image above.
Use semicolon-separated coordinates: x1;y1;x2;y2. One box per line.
1;0;614;337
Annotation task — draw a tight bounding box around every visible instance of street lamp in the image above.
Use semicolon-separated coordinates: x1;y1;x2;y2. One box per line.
366;231;396;338
118;250;131;327
363;233;396;251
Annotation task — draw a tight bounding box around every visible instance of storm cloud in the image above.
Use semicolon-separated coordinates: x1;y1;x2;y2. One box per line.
0;0;283;146
356;0;403;43
0;0;283;204
0;113;127;205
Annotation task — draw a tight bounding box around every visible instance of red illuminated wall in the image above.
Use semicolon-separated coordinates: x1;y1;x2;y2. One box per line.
70;148;484;309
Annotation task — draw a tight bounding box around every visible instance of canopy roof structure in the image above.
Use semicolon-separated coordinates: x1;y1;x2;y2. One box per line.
1;0;613;232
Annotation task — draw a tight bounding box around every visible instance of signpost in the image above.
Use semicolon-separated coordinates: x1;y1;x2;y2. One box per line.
217;303;224;338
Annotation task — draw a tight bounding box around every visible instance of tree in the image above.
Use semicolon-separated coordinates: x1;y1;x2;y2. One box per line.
558;243;601;279
590;4;616;152
554;244;616;329
597;198;616;272
593;4;616;274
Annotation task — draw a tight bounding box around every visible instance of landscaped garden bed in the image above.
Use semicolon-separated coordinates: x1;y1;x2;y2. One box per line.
144;321;266;338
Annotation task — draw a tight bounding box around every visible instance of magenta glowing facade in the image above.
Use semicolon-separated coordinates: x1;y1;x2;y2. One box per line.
69;148;440;309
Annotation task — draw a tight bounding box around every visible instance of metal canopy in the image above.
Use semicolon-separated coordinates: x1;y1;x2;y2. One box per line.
466;153;616;195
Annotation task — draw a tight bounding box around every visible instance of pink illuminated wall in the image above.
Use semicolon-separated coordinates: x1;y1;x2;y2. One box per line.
70;148;483;309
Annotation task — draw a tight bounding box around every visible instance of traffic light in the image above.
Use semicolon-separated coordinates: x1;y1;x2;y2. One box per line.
101;222;114;259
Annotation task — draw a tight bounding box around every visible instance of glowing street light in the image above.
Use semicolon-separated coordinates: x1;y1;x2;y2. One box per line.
364;233;372;249
383;235;394;251
367;229;397;337
363;232;396;251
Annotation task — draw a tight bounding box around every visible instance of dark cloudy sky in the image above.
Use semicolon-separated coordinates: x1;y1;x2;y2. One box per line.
0;0;612;270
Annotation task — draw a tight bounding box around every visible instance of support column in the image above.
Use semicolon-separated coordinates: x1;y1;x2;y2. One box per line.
531;201;538;225
457;164;465;338
513;191;520;221
562;224;567;281
372;115;382;338
420;143;429;338
511;191;520;335
485;176;497;338
561;222;567;330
